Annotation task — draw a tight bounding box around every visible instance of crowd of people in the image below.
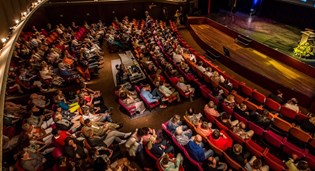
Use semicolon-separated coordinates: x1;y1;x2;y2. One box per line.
2;11;315;171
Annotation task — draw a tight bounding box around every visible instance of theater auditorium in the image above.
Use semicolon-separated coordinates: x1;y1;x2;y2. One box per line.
0;0;314;170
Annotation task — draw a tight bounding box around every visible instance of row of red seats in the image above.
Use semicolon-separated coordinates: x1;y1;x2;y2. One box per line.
169;20;315;170
169;20;313;150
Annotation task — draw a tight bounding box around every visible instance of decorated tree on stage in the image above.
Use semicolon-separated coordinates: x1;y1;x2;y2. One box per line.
294;29;315;58
294;42;314;58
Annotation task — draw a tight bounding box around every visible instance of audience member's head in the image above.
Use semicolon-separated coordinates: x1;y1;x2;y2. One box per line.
186;107;195;116
194;134;202;144
171;115;181;124
252;158;262;169
296;160;310;171
212;129;220;140
207;101;215;108
233;144;243;155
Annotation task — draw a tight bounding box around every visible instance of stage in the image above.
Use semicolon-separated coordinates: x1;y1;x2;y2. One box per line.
210;11;315;68
186;16;315;108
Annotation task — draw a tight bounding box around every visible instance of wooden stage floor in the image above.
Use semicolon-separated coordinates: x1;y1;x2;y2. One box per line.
189;24;315;104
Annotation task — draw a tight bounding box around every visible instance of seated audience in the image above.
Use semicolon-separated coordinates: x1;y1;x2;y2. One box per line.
285;154;311;171
268;90;285;105
208;129;233;151
220;112;239;129
245;156;269;171
175;127;192;146
223;94;236;109
232;122;254;140
226;144;251;166
17;149;48;171
284;98;300;113
82;119;130;147
120;92;146;114
167;115;187;134
196;121;213;137
203;156;228;171
158;81;181;102
160;153;184;171
300;116;315;136
204;101;220;118
185;107;202;125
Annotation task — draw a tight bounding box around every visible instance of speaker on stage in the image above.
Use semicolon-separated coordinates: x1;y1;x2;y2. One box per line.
223;46;230;57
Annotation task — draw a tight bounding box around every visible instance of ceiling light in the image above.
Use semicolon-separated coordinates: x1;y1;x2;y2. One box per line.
1;38;7;43
15;19;19;24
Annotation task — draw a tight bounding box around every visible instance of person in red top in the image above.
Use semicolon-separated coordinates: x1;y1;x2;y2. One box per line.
52;129;71;147
208;129;233;151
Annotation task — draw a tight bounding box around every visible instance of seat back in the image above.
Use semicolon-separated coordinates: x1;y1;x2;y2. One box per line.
305;154;315;171
207;139;224;156
245;139;265;157
229;78;240;90
183;116;196;130
263;130;285;148
231;91;246;104
248;121;265;136
289;127;312;144
282;141;307;159
272;117;293;133
252;90;266;104
215;120;229;131
265;98;281;112
280;106;297;119
296;113;309;123
222;103;233;115
228;129;245;145
239;83;253;97
264;152;286;171
145;147;158;161
243;100;260;111
233;112;248;124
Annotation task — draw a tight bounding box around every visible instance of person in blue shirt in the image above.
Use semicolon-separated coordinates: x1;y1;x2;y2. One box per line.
140;84;159;103
186;134;213;162
140;84;167;108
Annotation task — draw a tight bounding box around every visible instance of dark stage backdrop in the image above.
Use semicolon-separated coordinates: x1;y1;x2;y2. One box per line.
260;0;315;29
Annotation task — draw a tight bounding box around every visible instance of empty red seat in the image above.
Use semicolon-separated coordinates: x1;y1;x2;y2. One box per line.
239;83;253;97
289;127;312;144
252;90;266;104
229;78;240;90
280;106;297;120
265;98;281;112
272;117;293;133
243;100;261;111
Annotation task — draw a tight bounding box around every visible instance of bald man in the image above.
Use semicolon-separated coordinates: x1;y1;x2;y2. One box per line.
186;134;213;162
